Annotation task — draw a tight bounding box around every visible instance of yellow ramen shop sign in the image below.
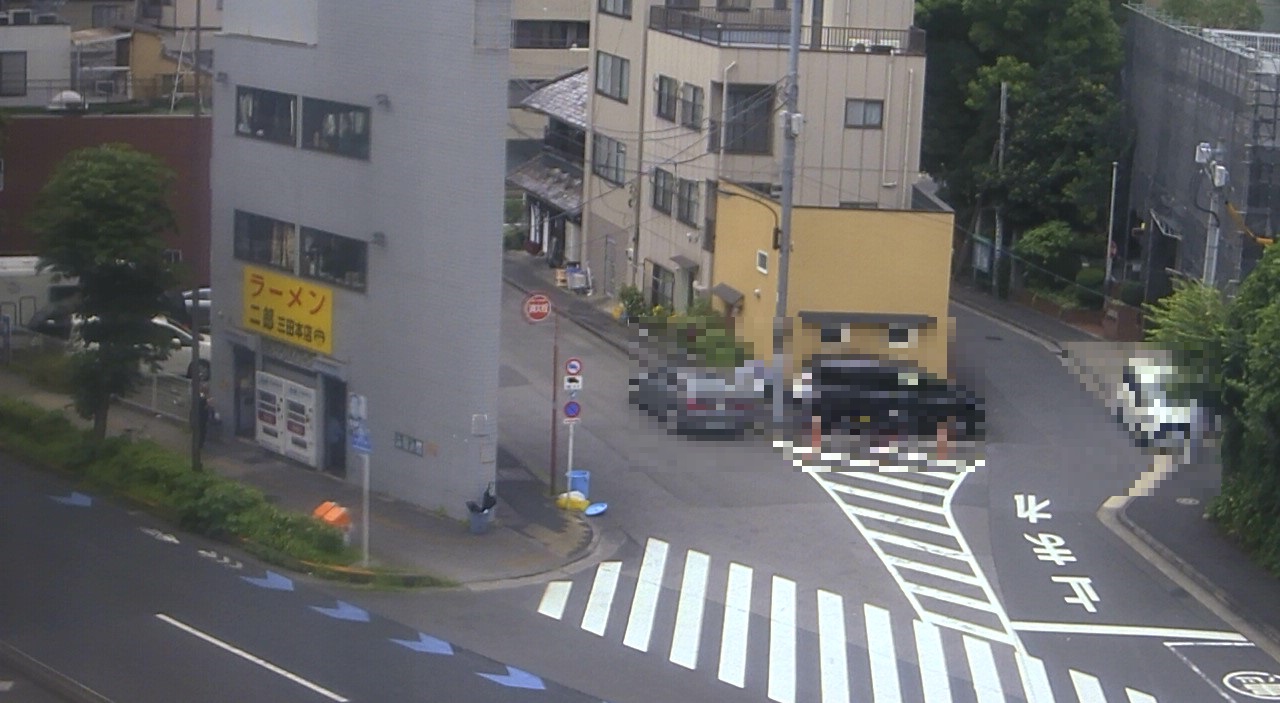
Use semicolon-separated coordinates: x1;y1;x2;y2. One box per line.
242;265;334;355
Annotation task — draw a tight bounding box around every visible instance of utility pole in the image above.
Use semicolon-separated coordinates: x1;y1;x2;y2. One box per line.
188;0;204;471
1104;160;1119;303
770;0;801;437
992;81;1008;295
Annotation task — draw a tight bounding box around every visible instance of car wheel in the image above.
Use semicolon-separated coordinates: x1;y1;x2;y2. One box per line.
189;359;211;381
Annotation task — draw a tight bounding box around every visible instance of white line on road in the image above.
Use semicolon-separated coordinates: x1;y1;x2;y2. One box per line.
717;562;753;688
860;529;967;559
816;589;849;703
581;561;621;636
845;506;952;535
537;581;571;620
669;550;709;670
865;604;903;703
1126;688;1160;703
156;613;349;702
825;483;947;513
623;538;669;653
768;576;797;703
962;635;1004;703
1069;670;1108;703
913;620;952;703
884;554;983;585
840;471;952;495
1016;653;1056;703
905;582;1001;613
1010;621;1248;641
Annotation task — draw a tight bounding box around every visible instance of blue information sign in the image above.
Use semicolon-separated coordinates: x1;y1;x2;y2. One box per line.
351;426;372;454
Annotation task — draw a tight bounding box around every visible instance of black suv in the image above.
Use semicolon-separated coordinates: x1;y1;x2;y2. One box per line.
789;355;986;440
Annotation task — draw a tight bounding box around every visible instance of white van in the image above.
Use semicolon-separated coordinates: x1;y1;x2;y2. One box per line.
0;256;79;328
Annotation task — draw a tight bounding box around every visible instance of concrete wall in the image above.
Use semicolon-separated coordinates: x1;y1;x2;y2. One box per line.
210;0;508;518
0;114;212;284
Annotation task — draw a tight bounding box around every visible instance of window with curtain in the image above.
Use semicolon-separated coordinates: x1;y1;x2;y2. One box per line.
234;210;297;271
302;97;371;159
236;86;297;146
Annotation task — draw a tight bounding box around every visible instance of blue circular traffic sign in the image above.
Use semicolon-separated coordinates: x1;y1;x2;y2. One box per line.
565;357;583;375
564;401;581;418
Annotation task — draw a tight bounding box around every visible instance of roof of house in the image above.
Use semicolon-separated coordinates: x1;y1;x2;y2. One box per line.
520;67;588;130
506;151;583;215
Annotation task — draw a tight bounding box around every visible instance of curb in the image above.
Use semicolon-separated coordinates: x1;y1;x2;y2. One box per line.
464;511;622;591
503;275;630;355
949;295;1067;353
0;639;116;703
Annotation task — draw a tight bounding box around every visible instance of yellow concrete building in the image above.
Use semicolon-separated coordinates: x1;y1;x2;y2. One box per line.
711;181;954;379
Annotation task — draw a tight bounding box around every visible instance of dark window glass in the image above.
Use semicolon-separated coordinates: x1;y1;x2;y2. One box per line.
677;178;700;227
655;75;678;121
724;84;774;154
235;86;297;146
0;52;27;97
302;227;368;291
302;98;371;160
592;133;626;185
652;168;675;214
845;98;884;128
598;0;631;18
595;51;630;102
512;20;590;48
233;210;297;271
679;83;704;130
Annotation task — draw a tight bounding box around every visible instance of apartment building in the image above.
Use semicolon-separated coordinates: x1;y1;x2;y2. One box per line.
507;0;590;163
209;0;508;518
0;15;71;108
580;0;927;310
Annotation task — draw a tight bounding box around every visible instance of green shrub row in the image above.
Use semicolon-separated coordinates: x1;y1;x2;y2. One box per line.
1205;471;1280;575
0;397;351;566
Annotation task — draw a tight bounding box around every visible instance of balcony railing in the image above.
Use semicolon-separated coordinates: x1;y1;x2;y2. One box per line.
649;6;925;55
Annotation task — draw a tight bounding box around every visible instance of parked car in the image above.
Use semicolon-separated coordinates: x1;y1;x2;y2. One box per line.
789;355;986;441
1114;356;1200;451
71;314;211;380
629;366;761;436
25;301;77;341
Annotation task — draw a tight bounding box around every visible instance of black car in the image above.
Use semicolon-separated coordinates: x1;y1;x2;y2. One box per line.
789;355;986;440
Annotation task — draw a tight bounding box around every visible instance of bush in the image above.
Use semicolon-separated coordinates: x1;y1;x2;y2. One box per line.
502;224;526;251
1073;267;1106;310
1120;280;1144;307
1206;472;1280;576
503;196;524;225
1014;220;1082;288
617;285;647;320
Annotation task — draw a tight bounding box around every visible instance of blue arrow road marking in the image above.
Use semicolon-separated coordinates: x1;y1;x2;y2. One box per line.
478;666;545;690
49;491;92;507
241;571;295;591
309;601;370;622
390;633;454;656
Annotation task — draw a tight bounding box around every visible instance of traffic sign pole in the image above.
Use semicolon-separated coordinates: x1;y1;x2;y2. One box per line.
549;306;560;496
566;420;576;483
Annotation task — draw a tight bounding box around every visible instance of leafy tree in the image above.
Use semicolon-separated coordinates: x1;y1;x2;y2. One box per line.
1162;0;1263;30
28;144;179;443
1012;220;1079;285
1143;278;1230;409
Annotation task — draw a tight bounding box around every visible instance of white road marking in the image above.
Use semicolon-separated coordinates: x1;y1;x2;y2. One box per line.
913;620;952;703
623;538;669;653
1070;670;1108;703
844;471;951;494
963;635;1004;703
861;529;968;559
845;506;952;535
905;583;1001;613
717;562;753;688
767;576;797;703
1126;688;1160;703
581;561;621;636
816;590;849;703
1010;621;1248;641
156;613;348;702
1016;653;1057;703
825;483;947;513
884;554;983;585
865;604;903;703
537;581;571;620
668;550;709;670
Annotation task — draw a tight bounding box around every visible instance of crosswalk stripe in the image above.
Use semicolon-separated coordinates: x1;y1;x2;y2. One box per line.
768;576;798;703
925;614;1018;645
669;550;710;670
717;563;753;688
865;604;903;703
581;561;621;636
1070;670;1108;703
913;620;952;703
537;581;571;620
845;505;953;535
1016;653;1057;703
839;471;952;495
962;635;1004;703
622;538;669;653
826;483;947;513
905;582;1002;613
884;554;983;585
1125;688;1159;703
861;529;968;559
816;590;850;703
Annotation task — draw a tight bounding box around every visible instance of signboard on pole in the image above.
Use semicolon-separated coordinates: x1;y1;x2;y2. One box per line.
563;400;581;419
565;357;583;375
523;292;552;323
348;393;371;455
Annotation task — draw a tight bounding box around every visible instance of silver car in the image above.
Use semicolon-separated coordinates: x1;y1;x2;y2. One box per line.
629;366;760;436
1114;357;1202;451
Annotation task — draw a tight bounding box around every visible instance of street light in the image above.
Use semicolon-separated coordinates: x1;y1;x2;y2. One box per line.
1194;141;1229;287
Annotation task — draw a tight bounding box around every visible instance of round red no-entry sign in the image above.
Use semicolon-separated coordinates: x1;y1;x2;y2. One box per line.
523;292;552;323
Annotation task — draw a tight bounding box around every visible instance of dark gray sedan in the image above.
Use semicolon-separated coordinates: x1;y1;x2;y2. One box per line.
629;366;761;436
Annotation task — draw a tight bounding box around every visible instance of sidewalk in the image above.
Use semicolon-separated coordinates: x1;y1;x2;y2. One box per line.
952;278;1280;660
0;367;597;589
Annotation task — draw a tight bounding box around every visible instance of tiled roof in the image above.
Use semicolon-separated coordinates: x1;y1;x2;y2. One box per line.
520;67;588;130
506;152;583;215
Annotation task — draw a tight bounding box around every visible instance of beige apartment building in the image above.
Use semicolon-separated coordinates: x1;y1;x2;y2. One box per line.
580;0;927;309
508;0;591;154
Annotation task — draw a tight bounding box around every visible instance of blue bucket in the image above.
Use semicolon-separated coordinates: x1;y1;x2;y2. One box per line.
568;470;590;499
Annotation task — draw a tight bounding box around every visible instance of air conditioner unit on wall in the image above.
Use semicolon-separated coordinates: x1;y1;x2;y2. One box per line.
9;9;32;24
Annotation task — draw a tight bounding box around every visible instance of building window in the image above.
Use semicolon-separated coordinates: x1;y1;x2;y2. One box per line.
650;264;675;309
512;20;591;49
595;51;630;103
592;133;626;185
724;84;774;154
652;168;675;214
234;210;297;271
716;0;751;9
301;97;371;160
599;0;631;18
845;98;884;129
302;227;368;291
655;75;678;122
162;249;183;264
92;4;124;27
0;52;27;97
235;86;297;146
756;250;769;274
888;325;917;348
679;83;704;130
666;0;699;8
677;178;700;227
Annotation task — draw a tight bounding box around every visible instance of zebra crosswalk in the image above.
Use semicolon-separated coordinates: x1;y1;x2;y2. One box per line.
536;537;1160;703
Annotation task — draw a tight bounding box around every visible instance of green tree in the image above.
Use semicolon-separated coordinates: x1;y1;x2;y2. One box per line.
28;144;179;443
1143;278;1230;409
1012;220;1079;286
1163;0;1263;30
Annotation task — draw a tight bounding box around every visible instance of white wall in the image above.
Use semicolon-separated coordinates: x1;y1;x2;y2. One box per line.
0;24;72;108
221;0;317;45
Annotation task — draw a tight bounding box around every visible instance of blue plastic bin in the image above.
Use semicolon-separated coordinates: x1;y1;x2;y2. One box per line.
568;470;590;499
